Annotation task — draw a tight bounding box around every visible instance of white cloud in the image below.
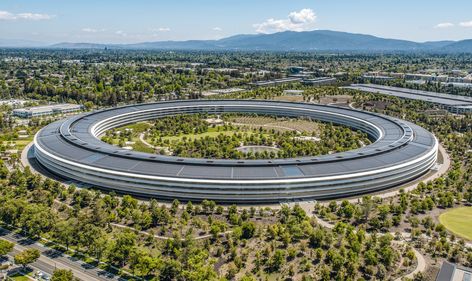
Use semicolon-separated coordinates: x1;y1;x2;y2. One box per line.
82;28;97;33
115;30;127;37
459;21;472;27
0;10;53;21
288;9;316;24
17;13;52;20
435;22;454;28
0;11;16;20
254;8;316;33
158;27;171;32
81;28;106;33
212;27;223;31
149;27;171;32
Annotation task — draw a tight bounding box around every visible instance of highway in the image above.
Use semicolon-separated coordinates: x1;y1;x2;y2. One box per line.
0;227;125;281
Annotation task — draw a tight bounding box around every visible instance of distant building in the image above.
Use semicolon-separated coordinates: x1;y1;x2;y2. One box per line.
302;77;337;86
442;82;472;88
288;66;305;74
202;67;239;73
288;66;315;78
346;84;472;114
13;103;82;118
363;74;396;81
436;261;472;281
405;73;448;82
283;90;304;96
250;77;303;87
0;99;27;107
202;88;246;97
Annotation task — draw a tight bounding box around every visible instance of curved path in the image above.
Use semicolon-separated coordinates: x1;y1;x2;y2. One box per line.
305;211;426;281
295;143;449;206
138;133;155;149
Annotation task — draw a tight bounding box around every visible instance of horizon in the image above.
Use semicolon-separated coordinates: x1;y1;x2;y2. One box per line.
7;29;472;46
1;0;472;45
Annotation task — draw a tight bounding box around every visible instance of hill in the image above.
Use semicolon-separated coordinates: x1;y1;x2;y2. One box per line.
47;30;472;52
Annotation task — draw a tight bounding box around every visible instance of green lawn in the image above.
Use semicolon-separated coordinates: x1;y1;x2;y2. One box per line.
2;136;34;151
161;130;241;142
9;272;31;281
15;138;34;150
132;139;155;153
439;207;472;240
121;122;152;133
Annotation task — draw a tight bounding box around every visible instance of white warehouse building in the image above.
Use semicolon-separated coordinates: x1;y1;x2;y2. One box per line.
13;104;83;118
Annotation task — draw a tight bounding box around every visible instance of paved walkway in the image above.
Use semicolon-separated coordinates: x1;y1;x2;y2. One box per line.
138;133;154;148
138;133;170;154
303;210;426;281
109;222;232;241
295;144;450;207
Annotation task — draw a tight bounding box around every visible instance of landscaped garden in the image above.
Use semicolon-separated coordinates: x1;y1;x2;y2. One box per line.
101;113;371;160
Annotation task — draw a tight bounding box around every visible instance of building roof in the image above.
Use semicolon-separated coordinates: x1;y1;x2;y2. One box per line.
346;84;472;107
35;100;436;180
13;103;81;114
436;261;472;281
250;77;302;86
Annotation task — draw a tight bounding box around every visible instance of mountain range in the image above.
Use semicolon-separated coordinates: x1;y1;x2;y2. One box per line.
4;30;472;53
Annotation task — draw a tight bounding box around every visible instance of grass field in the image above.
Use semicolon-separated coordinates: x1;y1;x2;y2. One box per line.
121;122;152;133
439;207;472;240
162;130;234;141
14;137;34;150
9;272;32;281
227;116;320;133
159;127;259;142
132;139;155;153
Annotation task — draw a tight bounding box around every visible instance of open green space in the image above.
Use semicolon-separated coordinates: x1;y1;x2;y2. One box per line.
9;272;32;281
103;114;370;159
161;127;239;141
439;207;472;240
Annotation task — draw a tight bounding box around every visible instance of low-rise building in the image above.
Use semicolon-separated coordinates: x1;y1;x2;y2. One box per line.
363;74;396;81
202;88;246;97
13;103;83;118
283;90;304;96
436;261;472;281
405;73;448;82
250;77;303;87
346;84;472;114
302;77;337;86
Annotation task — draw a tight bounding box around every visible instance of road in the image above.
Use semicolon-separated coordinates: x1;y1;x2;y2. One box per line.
0;227;125;281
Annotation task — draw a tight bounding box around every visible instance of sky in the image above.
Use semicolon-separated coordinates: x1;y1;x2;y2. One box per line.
1;0;472;44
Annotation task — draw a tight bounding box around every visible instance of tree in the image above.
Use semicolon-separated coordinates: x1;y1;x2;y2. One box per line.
107;230;137;267
14;248;40;268
309;228;325;248
160;258;182;281
268;249;285;272
53;219;76;251
19;204;56;238
129;248;159;277
52;269;77;281
0;239;14;256
241;221;256;239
